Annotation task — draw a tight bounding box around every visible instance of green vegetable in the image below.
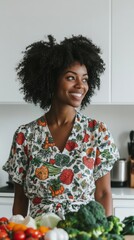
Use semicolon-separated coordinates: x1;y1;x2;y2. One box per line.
57;200;108;238
107;215;124;235
98;233;125;240
57;201;125;239
122;215;134;235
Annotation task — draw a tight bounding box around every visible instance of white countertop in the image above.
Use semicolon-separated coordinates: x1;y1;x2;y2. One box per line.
0;192;14;197
112;187;134;199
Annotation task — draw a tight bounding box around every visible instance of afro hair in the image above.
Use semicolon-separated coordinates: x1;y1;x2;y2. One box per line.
16;35;105;110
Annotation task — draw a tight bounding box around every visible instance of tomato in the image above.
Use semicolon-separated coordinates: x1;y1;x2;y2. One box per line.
13;230;26;240
0;225;7;231
0;217;8;224
0;229;8;238
32;229;42;239
25;228;42;239
25;228;35;237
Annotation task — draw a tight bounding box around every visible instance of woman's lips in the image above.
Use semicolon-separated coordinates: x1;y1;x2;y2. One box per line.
69;92;83;100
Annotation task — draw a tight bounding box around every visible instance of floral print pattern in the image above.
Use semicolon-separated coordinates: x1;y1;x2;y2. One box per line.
3;111;119;218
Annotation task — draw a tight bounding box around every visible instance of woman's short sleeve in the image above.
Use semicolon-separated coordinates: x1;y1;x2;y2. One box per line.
93;121;120;181
2;125;28;185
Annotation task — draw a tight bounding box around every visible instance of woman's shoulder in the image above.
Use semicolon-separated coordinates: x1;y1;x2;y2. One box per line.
15;114;46;134
77;111;105;128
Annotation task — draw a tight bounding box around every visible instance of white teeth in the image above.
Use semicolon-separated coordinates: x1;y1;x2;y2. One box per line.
70;93;82;97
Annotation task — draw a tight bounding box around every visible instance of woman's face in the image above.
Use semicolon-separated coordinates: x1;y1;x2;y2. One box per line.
53;62;89;108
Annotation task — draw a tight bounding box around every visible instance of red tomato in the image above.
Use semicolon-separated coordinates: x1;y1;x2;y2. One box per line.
25;228;35;237
25;228;42;239
0;229;8;238
13;230;26;240
0;225;7;231
32;229;42;239
0;217;8;224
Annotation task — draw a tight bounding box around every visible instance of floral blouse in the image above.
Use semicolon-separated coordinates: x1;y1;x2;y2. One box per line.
3;111;119;218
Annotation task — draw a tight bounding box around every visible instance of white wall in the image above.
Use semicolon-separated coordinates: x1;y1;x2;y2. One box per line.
1;104;133;187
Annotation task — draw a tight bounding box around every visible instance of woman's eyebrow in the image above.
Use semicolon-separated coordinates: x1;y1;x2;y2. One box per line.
65;70;88;76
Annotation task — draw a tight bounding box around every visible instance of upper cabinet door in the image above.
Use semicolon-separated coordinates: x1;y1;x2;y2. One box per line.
112;0;134;103
0;0;110;104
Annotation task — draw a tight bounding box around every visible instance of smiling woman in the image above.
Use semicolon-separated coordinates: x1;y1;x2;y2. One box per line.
2;35;119;219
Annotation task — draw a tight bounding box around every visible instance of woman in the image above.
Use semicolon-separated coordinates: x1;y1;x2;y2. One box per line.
3;35;119;218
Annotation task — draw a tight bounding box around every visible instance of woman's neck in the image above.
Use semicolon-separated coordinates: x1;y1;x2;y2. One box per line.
45;106;76;126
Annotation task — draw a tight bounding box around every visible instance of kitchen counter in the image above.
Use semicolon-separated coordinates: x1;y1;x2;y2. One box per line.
112;187;134;199
0;186;14;197
0;186;134;198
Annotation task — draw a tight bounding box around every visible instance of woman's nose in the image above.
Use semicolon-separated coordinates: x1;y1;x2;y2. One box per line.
75;78;84;88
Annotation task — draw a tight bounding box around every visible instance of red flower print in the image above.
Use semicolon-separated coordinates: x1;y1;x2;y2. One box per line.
33;197;41;205
104;135;109;141
68;195;74;199
19;167;24;173
88;120;97;129
59;169;74;185
83;156;94;169
94;157;101;166
16;132;25;145
37;209;42;214
49;159;56;164
83;133;90;142
56;203;62;210
65;141;78;151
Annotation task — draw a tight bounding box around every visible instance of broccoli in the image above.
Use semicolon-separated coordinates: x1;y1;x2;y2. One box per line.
76;205;97;231
57;200;108;234
107;215;124;235
99;233;124;240
57;211;79;229
77;231;92;240
64;227;80;238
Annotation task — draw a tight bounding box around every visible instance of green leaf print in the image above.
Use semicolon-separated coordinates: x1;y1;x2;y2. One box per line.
74;124;81;132
101;149;113;159
55;153;70;166
73;165;80;173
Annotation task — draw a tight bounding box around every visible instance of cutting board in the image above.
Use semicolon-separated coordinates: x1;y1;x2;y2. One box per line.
125;236;134;240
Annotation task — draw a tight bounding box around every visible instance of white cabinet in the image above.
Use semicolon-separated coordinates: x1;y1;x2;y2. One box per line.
111;0;134;103
0;197;14;218
1;1;134;105
113;199;134;221
112;188;134;221
0;0;110;104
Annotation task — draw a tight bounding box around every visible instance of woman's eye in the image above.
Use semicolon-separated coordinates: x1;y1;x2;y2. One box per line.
83;78;88;83
67;76;74;81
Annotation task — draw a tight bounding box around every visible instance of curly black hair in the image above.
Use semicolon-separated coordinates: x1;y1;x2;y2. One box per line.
16;35;105;110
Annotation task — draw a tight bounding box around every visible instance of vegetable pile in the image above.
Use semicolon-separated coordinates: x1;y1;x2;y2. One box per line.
57;201;125;240
0;214;68;240
1;201;134;240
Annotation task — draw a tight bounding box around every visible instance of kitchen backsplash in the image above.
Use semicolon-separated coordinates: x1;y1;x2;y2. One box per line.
0;104;134;187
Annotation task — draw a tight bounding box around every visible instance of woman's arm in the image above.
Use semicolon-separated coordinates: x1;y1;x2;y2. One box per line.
13;183;29;217
94;172;113;216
